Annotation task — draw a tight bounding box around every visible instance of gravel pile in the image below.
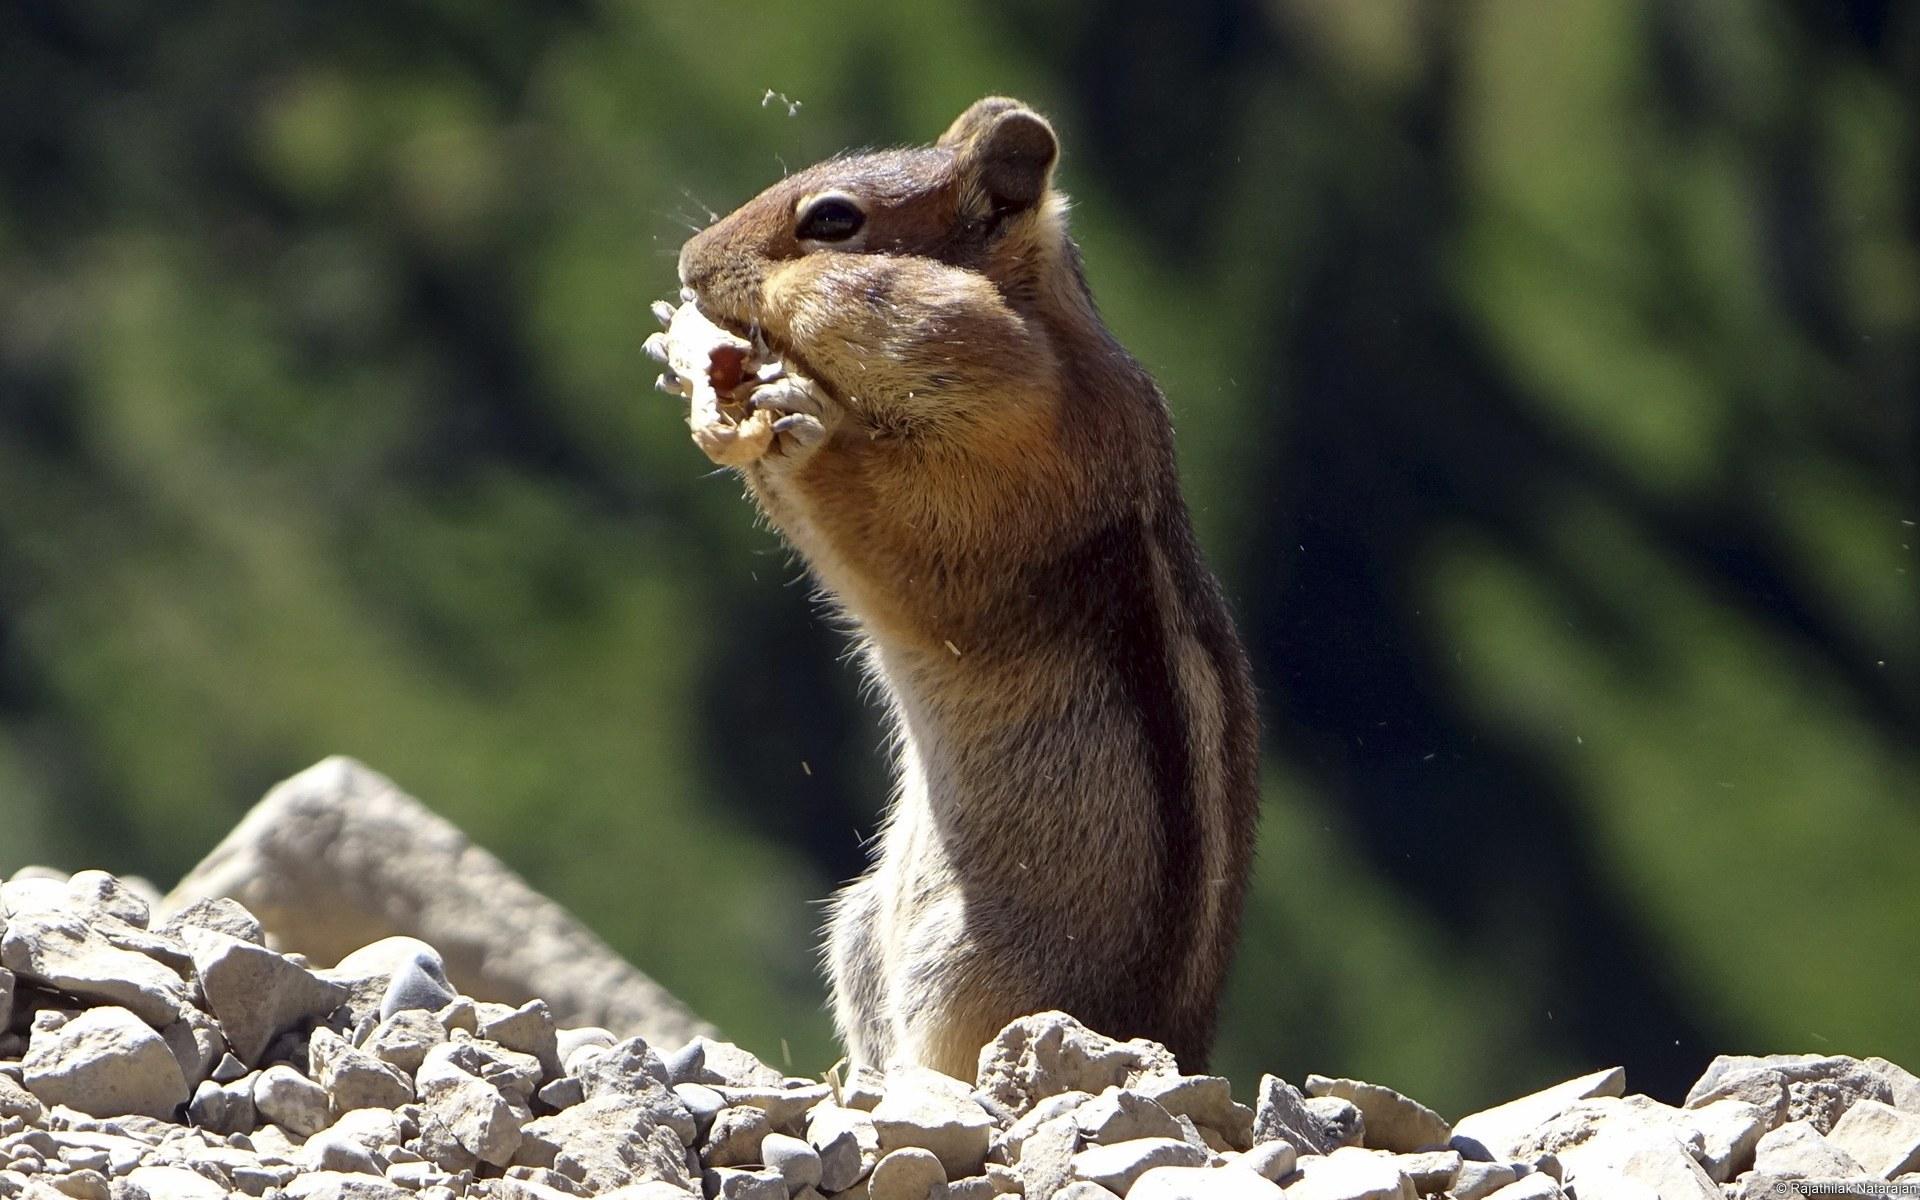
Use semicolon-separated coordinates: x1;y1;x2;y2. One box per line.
3;867;1919;1200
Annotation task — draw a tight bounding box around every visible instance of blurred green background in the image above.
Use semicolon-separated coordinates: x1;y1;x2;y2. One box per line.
2;0;1915;1115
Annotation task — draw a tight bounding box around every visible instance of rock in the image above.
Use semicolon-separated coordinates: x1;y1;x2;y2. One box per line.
521;1098;695;1193
156;896;266;945
672;1037;786;1089
185;1077;257;1135
808;1103;879;1193
381;952;460;1020
562;1039;694;1144
20;1007;189;1120
867;1147;946;1200
704;1166;786;1199
713;1083;832;1132
1554;1126;1718;1200
1687;1066;1792;1128
309;1028;414;1114
1676;1098;1770;1182
0;1074;47;1124
1137;1075;1255;1151
1008;1114;1078;1198
1237;1139;1296;1181
254;1064;332;1136
1449;1067;1626;1161
159;757;712;1045
1131;1164;1285;1198
1253;1075;1333;1155
1285;1146;1418;1200
188;931;349;1066
1053;1186;1122;1200
974;1012;1178;1117
673;1082;724;1139
1387;1150;1462;1194
280;1170;413;1199
1073;1089;1185;1145
557;1027;617;1072
1751;1119;1868;1179
210;1052;249;1083
1069;1136;1206;1193
416;1050;527;1168
1304;1096;1365;1149
1453;1160;1519;1200
318;936;448;1025
1306;1076;1452;1153
159;1008;226;1090
62;872;149;928
997;1090;1091;1163
123;1164;228;1199
1864;1059;1920;1114
477;1000;564;1082
1825;1099;1920;1178
363;1010;446;1078
432;1038;543;1106
303;1107;401;1175
1479;1177;1565;1200
538;1075;586;1112
762;1132;823;1192
702;1105;772;1168
0;912;193;1027
872;1079;994;1178
1685;1055;1891;1133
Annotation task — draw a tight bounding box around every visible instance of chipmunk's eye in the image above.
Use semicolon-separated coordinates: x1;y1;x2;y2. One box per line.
795;194;866;243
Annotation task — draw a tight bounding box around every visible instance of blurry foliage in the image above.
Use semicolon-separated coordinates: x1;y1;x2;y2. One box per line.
1;0;1914;1113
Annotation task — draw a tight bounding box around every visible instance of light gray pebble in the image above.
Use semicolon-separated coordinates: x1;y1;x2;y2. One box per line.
253;1064;331;1136
378;951;458;1021
868;1146;947;1200
475;1000;562;1082
1073;1089;1185;1145
210;1054;249;1085
1302;1095;1365;1149
189;933;348;1067
1239;1139;1297;1181
703;1105;772;1168
157;897;266;946
762;1131;823;1191
62;872;149;929
51;1166;112;1199
663;1040;705;1086
21;1006;189;1121
674;1083;724;1139
434;998;479;1035
705;1165;788;1200
1069;1138;1208;1194
537;1076;585;1113
365;1010;446;1078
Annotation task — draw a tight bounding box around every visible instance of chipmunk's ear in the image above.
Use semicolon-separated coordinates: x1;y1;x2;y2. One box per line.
941;97;1058;216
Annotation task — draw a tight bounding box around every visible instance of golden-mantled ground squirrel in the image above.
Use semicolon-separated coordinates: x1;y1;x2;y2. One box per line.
654;97;1259;1078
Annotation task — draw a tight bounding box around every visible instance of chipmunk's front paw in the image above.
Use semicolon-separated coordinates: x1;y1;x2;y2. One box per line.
750;375;835;465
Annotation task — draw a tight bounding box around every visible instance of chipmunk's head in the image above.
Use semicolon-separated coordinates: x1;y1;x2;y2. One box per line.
678;97;1067;342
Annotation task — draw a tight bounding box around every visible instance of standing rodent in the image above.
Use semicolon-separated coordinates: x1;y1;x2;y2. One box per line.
671;97;1259;1078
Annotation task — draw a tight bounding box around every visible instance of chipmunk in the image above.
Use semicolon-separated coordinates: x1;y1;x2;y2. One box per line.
659;97;1259;1079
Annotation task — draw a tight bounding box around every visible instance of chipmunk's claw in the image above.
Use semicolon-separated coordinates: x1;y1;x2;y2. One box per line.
771;413;828;450
750;377;827;420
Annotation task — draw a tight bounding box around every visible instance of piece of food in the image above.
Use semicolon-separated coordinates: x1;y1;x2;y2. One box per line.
645;294;779;466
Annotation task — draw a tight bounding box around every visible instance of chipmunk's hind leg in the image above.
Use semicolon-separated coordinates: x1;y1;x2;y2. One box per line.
825;875;891;1071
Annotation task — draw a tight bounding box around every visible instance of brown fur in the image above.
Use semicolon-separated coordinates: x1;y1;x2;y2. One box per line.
677;98;1259;1078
